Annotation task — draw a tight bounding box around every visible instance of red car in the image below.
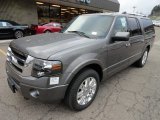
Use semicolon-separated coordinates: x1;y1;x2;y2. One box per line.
31;22;62;34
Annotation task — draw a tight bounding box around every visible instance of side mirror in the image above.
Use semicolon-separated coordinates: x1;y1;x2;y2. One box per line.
112;32;130;42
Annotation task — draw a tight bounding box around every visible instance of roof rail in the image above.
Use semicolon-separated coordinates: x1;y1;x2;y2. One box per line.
122;12;147;17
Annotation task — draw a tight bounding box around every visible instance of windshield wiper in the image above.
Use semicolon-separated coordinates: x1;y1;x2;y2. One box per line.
68;31;90;38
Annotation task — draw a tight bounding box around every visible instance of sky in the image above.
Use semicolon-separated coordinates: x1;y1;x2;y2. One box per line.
118;0;160;15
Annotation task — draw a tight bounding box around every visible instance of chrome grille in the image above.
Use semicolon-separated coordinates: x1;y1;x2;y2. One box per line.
7;47;34;76
11;48;27;61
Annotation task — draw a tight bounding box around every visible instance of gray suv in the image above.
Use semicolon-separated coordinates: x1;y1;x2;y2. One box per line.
6;13;155;111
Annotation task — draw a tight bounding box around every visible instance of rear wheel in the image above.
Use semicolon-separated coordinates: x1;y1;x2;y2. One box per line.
65;69;100;111
14;30;24;39
135;48;149;67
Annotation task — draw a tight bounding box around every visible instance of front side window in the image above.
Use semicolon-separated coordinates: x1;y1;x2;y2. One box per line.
63;15;114;38
128;18;142;36
113;16;128;35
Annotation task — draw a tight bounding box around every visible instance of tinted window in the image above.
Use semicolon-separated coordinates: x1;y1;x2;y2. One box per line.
0;22;3;27
54;23;61;27
0;22;12;27
128;18;142;36
141;19;155;35
8;21;18;26
113;16;128;35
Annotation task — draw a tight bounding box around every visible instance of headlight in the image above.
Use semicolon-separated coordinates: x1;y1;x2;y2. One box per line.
31;59;62;78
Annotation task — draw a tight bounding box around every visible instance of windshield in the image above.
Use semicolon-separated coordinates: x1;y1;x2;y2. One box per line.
62;15;114;38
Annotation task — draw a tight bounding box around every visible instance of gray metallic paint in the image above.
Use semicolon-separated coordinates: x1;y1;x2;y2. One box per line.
6;13;155;102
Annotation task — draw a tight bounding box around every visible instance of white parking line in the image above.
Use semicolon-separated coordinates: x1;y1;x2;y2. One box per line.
0;49;6;56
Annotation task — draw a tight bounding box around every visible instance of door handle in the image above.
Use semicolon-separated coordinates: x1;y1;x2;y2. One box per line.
125;42;131;47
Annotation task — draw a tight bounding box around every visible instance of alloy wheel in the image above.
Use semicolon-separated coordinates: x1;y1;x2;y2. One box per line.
76;77;97;106
142;51;148;65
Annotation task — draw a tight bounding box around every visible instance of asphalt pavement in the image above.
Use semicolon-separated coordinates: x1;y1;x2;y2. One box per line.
0;28;160;120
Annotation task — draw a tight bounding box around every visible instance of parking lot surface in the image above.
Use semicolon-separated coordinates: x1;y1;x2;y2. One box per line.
0;28;160;120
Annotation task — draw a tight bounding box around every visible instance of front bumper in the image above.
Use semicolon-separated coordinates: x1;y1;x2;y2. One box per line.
6;62;68;102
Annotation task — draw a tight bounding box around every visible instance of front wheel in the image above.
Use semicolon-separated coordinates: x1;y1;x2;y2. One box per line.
65;69;100;111
135;48;149;67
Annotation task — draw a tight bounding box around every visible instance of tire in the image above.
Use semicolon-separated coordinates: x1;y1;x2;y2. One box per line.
135;48;149;67
14;30;24;39
65;69;100;111
44;30;51;33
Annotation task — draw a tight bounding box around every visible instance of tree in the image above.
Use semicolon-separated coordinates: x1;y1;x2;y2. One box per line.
151;4;160;16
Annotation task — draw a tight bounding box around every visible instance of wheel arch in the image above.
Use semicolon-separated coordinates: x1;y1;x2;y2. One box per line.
43;29;52;33
14;29;24;33
65;60;104;84
72;63;103;82
146;45;150;52
64;62;103;100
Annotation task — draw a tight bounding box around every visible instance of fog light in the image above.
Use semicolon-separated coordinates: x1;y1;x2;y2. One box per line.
30;89;39;98
50;77;59;85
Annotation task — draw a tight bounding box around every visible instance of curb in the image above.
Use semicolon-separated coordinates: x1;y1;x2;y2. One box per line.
0;40;13;44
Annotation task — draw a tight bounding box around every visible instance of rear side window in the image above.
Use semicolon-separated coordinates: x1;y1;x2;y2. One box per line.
141;19;155;35
0;22;12;27
0;22;3;27
128;17;142;36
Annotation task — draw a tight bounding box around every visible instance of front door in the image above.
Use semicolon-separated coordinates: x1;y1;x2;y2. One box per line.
106;16;131;76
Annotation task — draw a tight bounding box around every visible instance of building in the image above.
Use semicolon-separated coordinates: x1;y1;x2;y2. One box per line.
0;0;120;25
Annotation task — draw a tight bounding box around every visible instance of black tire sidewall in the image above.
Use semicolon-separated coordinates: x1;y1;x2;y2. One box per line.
67;69;100;111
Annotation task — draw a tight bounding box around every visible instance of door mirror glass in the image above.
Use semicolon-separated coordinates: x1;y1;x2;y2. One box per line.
112;32;130;41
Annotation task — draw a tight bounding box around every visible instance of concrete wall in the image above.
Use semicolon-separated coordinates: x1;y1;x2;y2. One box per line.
0;0;38;25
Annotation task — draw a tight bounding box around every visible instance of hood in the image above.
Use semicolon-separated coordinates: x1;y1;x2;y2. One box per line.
10;33;94;59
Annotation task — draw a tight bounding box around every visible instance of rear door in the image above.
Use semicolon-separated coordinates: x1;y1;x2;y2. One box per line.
127;17;144;63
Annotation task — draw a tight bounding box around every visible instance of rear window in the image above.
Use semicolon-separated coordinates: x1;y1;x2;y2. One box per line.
141;19;155;35
128;17;142;36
